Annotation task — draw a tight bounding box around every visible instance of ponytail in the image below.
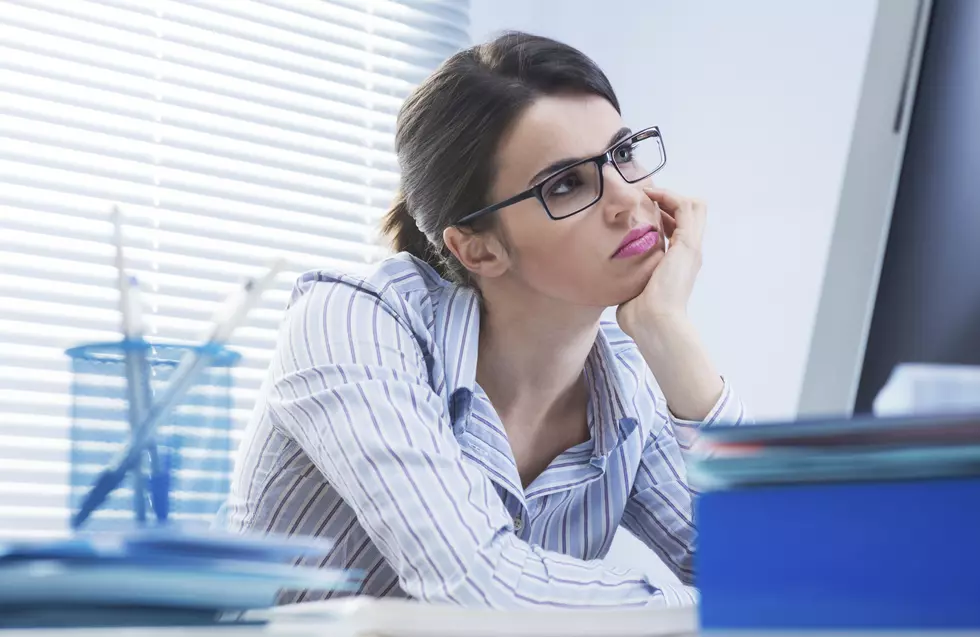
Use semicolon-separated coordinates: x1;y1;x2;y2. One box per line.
381;192;452;280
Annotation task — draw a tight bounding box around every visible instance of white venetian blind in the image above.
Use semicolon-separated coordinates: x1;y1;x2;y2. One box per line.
0;0;470;539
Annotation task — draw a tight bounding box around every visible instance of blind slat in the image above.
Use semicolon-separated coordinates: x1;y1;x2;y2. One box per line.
0;69;400;155
13;0;451;75
3;0;424;96
0;156;393;225
2;198;382;259
0;25;408;119
0;127;399;207
0;107;401;188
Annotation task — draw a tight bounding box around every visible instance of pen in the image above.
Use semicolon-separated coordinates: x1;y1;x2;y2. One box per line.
112;206;151;524
126;276;167;523
71;258;286;529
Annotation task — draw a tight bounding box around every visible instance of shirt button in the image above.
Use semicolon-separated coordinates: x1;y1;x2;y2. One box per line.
513;517;524;532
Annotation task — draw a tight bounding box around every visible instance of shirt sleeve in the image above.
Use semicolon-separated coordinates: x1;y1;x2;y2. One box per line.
267;279;695;609
668;379;749;460
620;377;749;586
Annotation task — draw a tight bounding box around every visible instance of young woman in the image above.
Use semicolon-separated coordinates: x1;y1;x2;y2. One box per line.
222;31;748;608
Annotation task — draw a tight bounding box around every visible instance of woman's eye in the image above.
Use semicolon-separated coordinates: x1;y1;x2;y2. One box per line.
548;173;582;197
614;144;636;163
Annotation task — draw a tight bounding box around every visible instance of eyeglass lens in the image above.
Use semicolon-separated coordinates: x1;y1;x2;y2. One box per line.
540;134;665;219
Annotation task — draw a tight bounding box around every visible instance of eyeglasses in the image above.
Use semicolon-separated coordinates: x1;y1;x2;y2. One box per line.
456;126;666;225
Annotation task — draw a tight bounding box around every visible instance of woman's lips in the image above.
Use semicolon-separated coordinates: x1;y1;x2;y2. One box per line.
613;226;659;259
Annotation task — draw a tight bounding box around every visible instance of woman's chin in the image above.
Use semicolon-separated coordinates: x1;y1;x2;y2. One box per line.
645;246;666;268
608;247;665;305
626;244;665;279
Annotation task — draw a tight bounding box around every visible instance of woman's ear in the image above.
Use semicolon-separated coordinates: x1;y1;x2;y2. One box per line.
443;225;510;279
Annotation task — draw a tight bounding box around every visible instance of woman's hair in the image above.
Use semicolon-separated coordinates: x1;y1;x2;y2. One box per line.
381;31;620;285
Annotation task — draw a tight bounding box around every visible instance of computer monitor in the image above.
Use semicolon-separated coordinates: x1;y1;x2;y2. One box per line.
854;0;980;413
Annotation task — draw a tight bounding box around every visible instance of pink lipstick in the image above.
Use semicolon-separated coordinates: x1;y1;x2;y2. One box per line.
613;224;659;259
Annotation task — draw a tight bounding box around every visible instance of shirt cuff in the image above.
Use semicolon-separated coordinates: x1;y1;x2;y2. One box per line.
647;583;699;608
668;377;745;430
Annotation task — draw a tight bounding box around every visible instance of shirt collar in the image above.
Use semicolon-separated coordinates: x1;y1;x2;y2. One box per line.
437;283;636;457
436;284;480;411
585;326;639;457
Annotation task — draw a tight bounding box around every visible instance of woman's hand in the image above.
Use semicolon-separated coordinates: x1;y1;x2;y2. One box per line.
616;188;706;337
617;189;723;422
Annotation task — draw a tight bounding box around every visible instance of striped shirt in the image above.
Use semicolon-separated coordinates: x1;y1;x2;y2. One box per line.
218;252;748;608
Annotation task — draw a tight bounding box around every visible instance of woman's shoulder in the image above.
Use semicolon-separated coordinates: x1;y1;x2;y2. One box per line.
289;252;448;305
283;252;458;342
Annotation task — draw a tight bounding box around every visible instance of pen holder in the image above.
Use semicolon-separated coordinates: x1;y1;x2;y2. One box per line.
66;340;242;532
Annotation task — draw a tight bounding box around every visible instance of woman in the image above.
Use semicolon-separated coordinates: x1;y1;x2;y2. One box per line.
223;31;748;608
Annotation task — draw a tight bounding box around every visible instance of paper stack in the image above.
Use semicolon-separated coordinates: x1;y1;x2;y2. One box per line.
690;410;980;490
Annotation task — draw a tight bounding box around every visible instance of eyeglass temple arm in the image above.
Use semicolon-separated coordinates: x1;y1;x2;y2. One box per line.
455;189;537;226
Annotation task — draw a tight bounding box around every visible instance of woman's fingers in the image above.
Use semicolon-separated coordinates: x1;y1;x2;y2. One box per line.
645;188;706;247
644;187;685;216
658;203;678;239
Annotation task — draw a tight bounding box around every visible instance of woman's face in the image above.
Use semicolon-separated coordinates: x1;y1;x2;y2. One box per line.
487;94;666;309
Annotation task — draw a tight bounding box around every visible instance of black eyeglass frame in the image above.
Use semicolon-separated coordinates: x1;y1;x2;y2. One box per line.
455;126;666;226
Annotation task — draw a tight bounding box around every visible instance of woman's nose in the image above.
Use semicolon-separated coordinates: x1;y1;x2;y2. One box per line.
599;163;644;222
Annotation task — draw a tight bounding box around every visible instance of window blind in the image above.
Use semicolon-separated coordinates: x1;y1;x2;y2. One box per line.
0;0;470;539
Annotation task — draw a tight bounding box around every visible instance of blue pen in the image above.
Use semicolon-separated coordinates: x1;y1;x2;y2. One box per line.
127;279;168;523
112;207;151;524
71;258;286;529
112;206;174;523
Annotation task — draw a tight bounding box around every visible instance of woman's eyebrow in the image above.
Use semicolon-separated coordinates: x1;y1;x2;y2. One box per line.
607;126;634;148
527;126;634;187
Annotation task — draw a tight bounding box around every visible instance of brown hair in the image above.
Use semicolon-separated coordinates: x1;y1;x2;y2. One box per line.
381;31;620;285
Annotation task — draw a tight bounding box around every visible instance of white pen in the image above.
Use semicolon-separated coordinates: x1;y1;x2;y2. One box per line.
200;258;288;345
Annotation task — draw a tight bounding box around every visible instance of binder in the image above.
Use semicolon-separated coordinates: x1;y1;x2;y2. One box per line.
695;412;980;631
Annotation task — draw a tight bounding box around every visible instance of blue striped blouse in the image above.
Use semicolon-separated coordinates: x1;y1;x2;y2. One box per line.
219;252;748;608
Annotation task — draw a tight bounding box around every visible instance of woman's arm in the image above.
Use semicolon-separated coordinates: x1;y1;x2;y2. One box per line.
618;188;741;423
268;278;694;608
628;315;723;421
616;190;750;583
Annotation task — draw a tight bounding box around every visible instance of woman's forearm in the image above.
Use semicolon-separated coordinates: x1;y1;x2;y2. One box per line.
630;314;723;421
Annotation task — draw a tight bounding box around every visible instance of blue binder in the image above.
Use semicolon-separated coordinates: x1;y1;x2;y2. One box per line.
697;476;980;630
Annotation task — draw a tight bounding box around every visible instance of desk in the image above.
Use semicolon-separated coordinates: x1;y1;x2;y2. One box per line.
1;626;974;637
0;600;973;637
0;598;697;637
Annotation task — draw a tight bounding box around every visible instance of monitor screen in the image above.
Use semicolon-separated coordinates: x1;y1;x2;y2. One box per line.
855;0;980;412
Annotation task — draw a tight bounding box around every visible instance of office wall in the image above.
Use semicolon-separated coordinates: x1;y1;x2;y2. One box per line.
467;0;883;582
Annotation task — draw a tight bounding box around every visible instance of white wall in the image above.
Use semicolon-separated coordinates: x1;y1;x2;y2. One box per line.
468;0;879;582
